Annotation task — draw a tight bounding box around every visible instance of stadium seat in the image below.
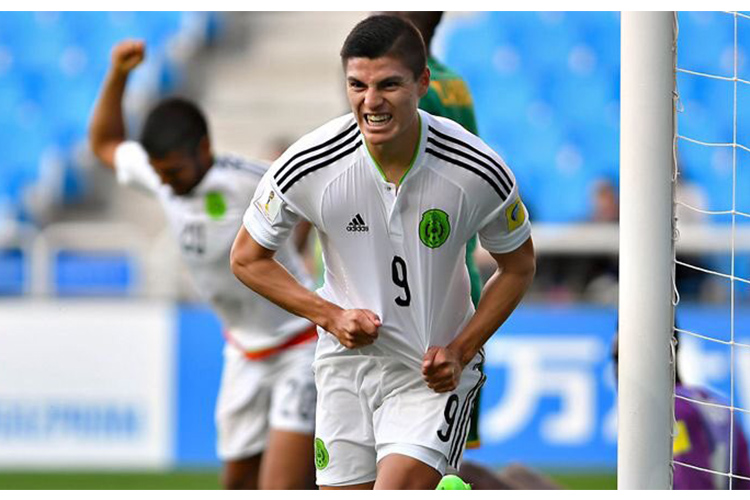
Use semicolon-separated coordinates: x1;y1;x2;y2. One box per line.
438;11;750;223
677;12;735;77
512;12;578;72
0;248;26;296
0;12;216;225
53;250;135;297
573;11;620;72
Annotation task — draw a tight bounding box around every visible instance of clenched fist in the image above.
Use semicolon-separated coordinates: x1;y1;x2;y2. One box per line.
111;39;145;75
325;308;381;349
422;346;464;393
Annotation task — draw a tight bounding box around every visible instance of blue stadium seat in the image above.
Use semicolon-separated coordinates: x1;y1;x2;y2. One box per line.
439;11;626;222
442;14;501;81
54;250;135;296
573;12;620;72
737;83;750;149
677;12;735;77
0;11;215;224
512;12;578;72
0;73;25;125
556;77;613;126
0;248;26;295
0;12;71;72
474;73;536;129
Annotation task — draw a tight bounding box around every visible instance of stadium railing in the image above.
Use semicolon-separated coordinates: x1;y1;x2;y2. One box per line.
1;221;749;299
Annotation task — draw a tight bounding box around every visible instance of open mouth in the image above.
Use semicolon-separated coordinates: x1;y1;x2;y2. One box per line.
364;113;392;127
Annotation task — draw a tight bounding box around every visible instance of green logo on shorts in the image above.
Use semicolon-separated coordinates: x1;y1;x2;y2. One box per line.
419;209;450;249
314;438;329;470
205;192;227;220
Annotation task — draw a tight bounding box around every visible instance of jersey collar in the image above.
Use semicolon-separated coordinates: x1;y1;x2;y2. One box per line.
362;110;428;187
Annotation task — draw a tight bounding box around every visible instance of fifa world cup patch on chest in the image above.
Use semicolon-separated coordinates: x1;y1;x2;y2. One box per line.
254;186;282;224
505;197;526;232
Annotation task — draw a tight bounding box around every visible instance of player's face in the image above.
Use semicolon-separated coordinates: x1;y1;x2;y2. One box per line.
345;55;429;148
150;150;203;196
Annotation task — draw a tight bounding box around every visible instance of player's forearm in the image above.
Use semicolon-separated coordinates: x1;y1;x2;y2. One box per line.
231;252;341;329
449;242;535;367
89;69;129;167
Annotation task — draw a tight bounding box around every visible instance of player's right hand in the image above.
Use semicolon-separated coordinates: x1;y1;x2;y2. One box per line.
327;309;380;349
111;39;145;75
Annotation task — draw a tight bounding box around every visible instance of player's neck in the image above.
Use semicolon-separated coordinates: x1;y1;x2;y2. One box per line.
366;114;421;186
184;155;214;195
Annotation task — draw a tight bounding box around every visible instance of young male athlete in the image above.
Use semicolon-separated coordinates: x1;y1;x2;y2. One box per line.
89;39;317;490
232;15;535;489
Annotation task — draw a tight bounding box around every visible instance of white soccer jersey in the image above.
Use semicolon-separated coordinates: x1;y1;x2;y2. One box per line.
115;141;314;352
243;110;531;368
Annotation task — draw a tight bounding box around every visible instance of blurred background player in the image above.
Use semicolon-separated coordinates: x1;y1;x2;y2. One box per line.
88;39;317;490
613;329;750;490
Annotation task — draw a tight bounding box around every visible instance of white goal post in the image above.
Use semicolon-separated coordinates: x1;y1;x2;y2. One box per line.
618;12;677;489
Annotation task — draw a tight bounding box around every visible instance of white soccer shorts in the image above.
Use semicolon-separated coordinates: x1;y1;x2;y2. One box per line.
215;339;317;461
312;351;485;487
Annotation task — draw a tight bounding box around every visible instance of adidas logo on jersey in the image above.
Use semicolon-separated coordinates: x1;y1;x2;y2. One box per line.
346;214;369;232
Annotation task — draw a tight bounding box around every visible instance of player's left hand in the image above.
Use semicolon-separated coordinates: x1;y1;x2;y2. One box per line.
422;346;463;393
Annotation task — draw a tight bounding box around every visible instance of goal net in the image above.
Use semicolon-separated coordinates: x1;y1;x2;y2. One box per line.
619;11;750;490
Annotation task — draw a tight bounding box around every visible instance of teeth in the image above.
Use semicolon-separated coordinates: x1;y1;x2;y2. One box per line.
366;114;390;124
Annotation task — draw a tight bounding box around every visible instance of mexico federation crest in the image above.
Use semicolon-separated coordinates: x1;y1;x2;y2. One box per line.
314;438;329;470
205;192;227;220
419;209;450;249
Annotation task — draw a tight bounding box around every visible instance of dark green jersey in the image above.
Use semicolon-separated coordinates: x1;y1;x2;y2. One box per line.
420;57;479;136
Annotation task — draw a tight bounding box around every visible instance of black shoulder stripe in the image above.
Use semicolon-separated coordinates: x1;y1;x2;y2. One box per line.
426;148;507;202
275;126;360;188
280;141;362;194
428;125;514;191
275;122;358;182
276;129;360;188
427;137;512;196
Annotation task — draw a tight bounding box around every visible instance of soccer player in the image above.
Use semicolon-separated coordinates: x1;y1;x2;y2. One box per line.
613;331;750;489
231;15;535;489
88;39;317;490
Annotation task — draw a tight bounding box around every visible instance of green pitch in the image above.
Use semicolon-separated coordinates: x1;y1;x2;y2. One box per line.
549;471;617;490
0;469;616;490
0;470;222;490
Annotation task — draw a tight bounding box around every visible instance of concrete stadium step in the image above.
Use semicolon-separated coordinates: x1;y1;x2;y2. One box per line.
202;12;365;159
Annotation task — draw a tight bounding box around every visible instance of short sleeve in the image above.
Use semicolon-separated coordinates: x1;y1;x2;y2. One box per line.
477;194;531;254
113;141;161;194
242;171;300;251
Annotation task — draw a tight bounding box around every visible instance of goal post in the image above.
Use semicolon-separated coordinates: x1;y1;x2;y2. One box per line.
618;11;676;490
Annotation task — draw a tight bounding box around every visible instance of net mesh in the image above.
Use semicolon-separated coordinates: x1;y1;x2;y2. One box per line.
673;10;750;489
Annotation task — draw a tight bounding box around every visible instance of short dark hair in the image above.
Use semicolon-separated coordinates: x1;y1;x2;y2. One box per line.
140;97;209;158
340;15;427;80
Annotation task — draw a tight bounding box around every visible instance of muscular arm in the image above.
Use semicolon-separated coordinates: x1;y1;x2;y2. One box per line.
230;226;380;349
423;237;535;392
88;39;145;169
452;236;535;365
